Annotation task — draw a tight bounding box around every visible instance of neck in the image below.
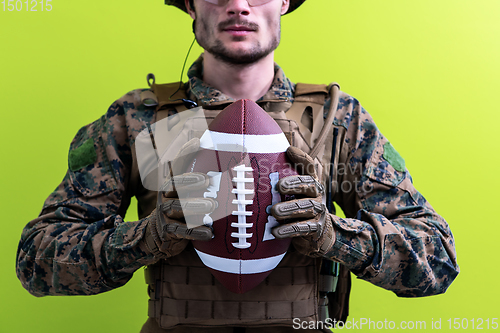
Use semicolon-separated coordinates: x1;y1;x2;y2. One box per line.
202;52;275;101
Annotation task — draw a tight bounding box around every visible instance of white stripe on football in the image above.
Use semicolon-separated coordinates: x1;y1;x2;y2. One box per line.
195;249;286;275
200;130;290;153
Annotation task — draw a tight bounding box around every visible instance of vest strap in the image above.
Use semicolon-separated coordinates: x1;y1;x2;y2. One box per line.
285;83;328;149
309;83;340;159
152;81;187;107
295;83;329;99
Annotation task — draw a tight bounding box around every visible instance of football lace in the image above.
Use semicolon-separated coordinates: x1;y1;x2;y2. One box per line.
230;164;254;249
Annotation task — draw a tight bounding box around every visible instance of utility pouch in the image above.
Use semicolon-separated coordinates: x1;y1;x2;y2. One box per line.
326;263;351;323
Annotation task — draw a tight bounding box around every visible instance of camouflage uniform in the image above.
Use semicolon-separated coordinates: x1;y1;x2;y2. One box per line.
16;56;459;331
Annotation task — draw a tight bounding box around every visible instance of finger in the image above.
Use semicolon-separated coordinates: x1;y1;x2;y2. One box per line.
277;175;324;197
164;222;213;241
161;198;217;219
272;219;323;239
286;146;318;179
271;198;325;221
161;172;209;193
170;138;201;176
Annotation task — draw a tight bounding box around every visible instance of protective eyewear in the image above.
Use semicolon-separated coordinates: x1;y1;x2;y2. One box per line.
203;0;274;7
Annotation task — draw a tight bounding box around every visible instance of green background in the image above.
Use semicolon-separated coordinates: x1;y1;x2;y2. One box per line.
1;0;499;331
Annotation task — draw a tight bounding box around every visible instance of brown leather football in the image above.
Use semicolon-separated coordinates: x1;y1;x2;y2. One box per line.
189;99;297;294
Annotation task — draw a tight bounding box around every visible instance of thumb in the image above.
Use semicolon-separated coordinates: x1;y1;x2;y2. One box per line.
286;146;318;179
169;137;201;176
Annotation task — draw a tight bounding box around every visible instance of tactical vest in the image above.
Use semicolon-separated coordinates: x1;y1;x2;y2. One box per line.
131;78;351;331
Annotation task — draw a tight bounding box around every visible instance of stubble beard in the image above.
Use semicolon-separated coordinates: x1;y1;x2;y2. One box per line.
195;17;281;66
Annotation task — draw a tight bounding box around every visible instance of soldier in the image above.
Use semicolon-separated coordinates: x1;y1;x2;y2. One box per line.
16;0;459;332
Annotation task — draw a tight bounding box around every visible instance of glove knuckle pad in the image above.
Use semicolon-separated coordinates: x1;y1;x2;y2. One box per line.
272;199;324;219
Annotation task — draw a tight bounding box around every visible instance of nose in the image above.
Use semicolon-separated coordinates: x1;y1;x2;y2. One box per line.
225;0;250;16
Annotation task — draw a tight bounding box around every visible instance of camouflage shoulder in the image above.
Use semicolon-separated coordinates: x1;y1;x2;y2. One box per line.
66;88;154;153
111;88;157;146
43;88;156;208
115;88;158;112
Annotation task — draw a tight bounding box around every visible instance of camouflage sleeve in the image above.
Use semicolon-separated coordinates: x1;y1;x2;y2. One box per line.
16;90;158;296
324;95;459;297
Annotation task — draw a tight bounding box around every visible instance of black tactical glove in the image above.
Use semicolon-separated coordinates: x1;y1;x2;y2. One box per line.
142;138;214;259
271;146;336;257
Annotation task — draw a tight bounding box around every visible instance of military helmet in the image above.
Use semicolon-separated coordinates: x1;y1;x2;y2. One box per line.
165;0;305;14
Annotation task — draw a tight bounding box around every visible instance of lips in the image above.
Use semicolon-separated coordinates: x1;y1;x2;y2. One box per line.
222;25;256;37
223;25;255;32
219;19;259;34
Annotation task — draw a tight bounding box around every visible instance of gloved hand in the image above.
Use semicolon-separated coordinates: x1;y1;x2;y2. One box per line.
142;138;214;259
271;146;336;257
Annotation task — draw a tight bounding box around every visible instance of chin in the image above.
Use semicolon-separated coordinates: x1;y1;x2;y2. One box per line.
203;37;277;65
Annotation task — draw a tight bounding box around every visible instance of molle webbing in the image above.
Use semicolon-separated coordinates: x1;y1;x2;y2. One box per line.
149;298;316;323
146;265;316;286
145;249;320;328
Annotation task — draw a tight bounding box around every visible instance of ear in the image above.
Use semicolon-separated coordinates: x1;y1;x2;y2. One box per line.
280;0;290;15
185;0;196;19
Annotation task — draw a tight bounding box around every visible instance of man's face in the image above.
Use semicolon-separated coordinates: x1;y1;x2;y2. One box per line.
187;0;290;65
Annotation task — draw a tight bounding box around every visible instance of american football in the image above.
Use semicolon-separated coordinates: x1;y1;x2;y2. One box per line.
188;99;298;294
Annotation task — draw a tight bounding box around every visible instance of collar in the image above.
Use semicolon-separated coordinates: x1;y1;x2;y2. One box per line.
186;54;294;107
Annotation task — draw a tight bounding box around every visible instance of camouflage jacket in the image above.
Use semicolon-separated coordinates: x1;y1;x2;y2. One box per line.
16;56;458;298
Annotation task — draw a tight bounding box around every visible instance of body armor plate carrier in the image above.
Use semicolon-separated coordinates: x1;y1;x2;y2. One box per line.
134;79;351;331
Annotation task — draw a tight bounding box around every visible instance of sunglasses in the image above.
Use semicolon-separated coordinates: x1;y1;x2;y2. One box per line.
202;0;274;6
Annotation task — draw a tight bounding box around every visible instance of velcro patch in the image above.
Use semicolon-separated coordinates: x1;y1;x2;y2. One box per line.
69;138;97;171
383;142;405;172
